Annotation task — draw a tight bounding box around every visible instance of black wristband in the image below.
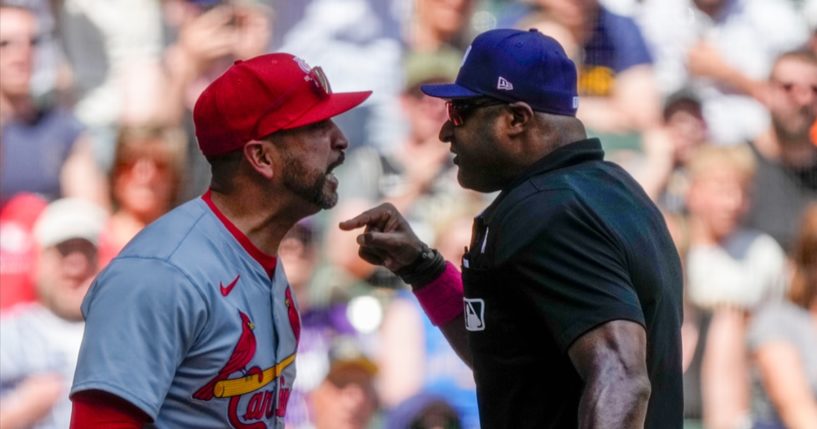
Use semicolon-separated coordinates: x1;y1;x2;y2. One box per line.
395;245;446;289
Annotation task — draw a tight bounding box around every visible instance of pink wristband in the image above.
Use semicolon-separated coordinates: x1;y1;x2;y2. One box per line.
413;261;464;326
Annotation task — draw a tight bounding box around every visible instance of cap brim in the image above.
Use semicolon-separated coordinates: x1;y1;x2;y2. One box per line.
284;90;372;130
420;83;482;99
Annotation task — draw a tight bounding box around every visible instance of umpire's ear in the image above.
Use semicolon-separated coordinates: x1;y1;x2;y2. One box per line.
504;101;535;136
243;140;276;180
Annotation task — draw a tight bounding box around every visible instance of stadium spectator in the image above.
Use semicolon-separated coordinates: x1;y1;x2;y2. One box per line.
685;144;787;311
385;392;463;429
639;0;809;144
97;124;188;266
0;198;107;429
747;203;817;429
744;49;817;252
56;0;164;168
407;0;476;53
307;336;380;429
684;143;787;429
0;2;107;207
635;91;708;211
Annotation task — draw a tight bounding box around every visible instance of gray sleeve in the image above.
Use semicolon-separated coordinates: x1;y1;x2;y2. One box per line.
70;258;208;419
747;303;800;351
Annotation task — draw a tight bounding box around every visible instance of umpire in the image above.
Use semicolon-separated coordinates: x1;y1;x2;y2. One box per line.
340;28;683;428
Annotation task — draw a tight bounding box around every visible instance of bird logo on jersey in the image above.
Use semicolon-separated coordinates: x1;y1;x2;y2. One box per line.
193;311;260;401
193;310;295;428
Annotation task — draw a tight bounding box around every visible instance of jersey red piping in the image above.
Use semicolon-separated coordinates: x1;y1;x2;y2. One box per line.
202;190;277;277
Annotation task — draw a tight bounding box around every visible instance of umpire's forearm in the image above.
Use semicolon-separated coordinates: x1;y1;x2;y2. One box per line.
577;375;651;429
439;313;473;368
410;261;473;367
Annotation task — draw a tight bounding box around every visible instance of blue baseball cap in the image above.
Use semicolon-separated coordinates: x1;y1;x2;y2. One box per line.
421;28;579;116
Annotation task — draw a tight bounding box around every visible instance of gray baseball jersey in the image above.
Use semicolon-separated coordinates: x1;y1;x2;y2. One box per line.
71;191;301;428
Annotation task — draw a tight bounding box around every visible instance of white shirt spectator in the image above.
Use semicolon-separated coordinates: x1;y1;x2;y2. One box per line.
686;229;787;310
0;303;84;429
639;0;808;144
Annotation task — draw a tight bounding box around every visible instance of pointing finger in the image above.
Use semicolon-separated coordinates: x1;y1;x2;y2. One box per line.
338;212;377;231
338;204;393;231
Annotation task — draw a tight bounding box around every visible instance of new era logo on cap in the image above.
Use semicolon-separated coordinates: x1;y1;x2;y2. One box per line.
420;28;579;116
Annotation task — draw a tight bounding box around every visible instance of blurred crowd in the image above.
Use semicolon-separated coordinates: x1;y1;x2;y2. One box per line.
0;0;815;428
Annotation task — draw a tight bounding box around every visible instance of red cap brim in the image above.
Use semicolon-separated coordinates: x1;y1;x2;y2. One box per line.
278;90;372;132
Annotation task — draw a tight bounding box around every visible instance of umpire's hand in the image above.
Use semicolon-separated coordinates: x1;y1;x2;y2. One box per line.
338;203;427;273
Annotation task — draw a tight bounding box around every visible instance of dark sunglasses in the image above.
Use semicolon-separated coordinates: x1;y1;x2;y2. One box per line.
446;98;507;126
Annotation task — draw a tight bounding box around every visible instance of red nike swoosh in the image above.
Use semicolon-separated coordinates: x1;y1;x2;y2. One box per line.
219;275;241;297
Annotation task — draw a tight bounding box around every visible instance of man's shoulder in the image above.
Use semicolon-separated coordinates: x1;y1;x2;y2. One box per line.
493;177;576;220
523;158;634;210
103;198;229;289
95;197;257;303
491;159;621;223
117;198;212;261
484;181;584;264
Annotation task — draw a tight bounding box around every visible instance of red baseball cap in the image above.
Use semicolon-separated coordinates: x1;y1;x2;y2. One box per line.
193;53;372;157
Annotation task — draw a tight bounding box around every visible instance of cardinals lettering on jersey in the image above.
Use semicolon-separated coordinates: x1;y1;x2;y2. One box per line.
193;310;295;428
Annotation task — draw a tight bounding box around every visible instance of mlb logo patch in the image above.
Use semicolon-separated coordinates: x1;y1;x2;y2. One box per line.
464;298;485;331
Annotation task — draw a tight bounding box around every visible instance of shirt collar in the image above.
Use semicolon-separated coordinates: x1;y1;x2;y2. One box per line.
201;190;278;277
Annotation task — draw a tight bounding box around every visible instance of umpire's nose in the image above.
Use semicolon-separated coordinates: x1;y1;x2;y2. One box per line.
439;120;454;144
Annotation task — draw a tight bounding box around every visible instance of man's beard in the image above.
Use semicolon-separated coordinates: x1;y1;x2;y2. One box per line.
281;157;337;209
774;107;815;144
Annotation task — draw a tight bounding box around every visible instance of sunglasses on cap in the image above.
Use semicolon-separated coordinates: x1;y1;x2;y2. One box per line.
307;66;332;99
446;98;507;126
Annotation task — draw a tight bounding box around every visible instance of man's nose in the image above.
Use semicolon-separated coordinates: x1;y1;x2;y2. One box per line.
329;121;349;150
132;158;160;182
793;83;817;106
439;120;454;144
61;250;95;280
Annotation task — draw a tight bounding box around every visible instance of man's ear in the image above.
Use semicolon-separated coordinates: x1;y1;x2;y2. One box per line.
505;102;534;136
243;140;275;180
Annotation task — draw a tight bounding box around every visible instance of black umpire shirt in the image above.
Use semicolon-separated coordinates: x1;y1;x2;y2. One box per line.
461;138;683;428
